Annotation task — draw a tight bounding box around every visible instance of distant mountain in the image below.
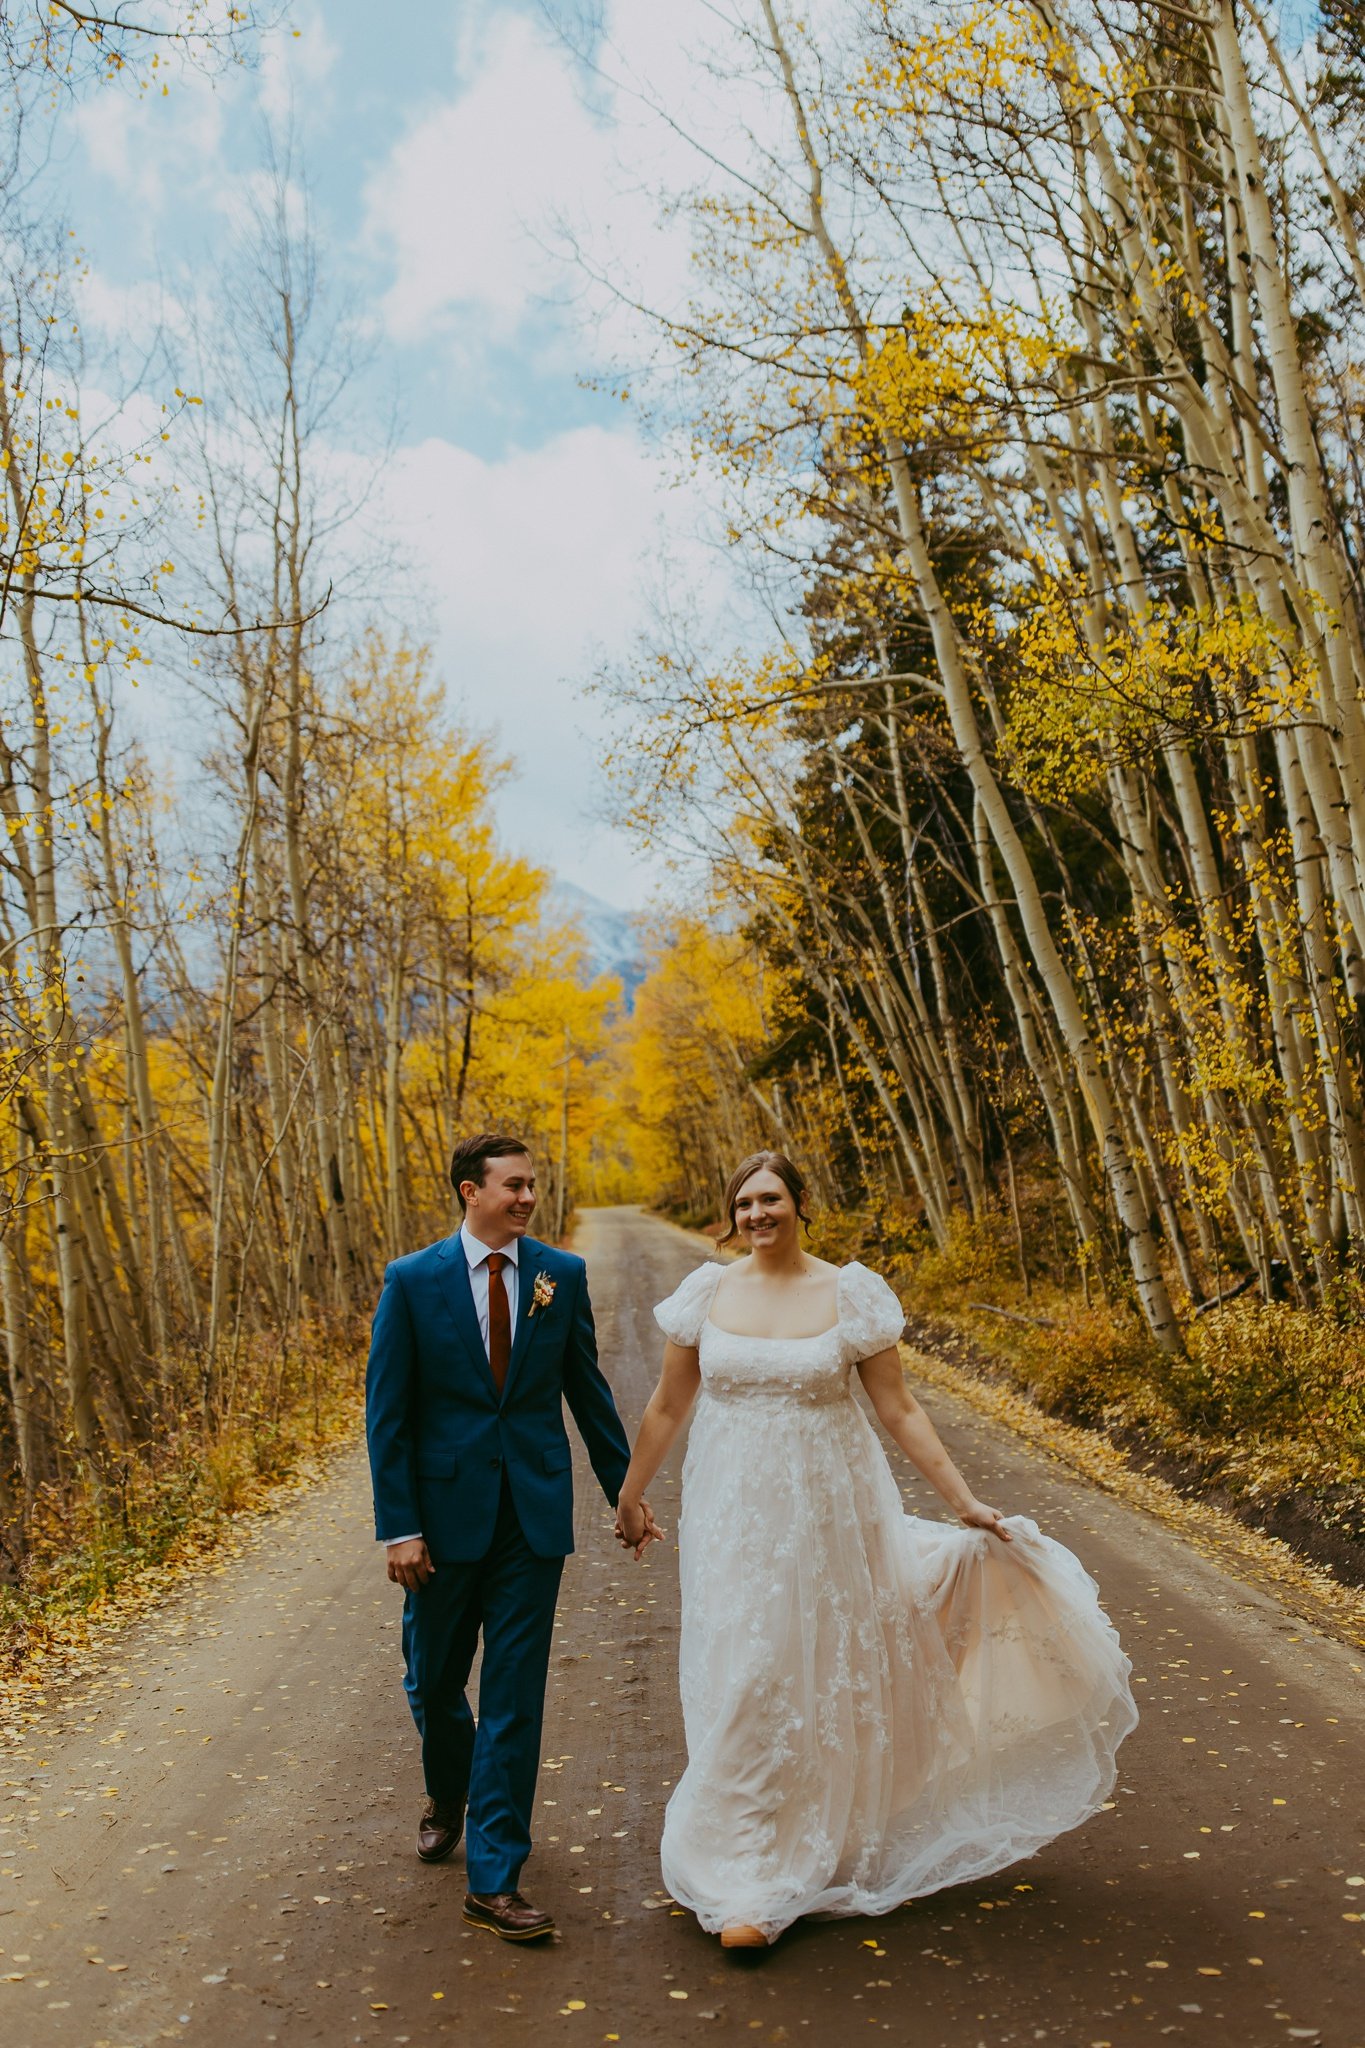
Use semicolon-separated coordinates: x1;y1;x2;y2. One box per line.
550;881;647;1005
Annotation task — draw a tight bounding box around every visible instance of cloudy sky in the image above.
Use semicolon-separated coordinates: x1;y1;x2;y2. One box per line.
55;0;767;907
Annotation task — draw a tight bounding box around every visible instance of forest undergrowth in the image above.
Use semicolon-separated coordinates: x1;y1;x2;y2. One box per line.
0;1318;365;1693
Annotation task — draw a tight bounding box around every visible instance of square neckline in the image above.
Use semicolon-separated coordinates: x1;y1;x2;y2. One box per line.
703;1262;847;1343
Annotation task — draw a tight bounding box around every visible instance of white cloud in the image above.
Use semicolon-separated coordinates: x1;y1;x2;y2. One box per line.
257;5;337;129
389;423;656;656
350;0;806;899
70;11;335;265
72;63;229;232
377;418;717;902
56;0;789;907
74;267;192;358
361;6;709;349
364;14;603;336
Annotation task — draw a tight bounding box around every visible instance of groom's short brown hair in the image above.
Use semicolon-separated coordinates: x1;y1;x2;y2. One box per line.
450;1131;533;1209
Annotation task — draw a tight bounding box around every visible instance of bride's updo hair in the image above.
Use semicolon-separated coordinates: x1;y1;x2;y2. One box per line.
718;1149;812;1248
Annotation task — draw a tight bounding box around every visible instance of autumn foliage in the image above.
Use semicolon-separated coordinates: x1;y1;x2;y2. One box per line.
0;21;620;1619
595;0;1365;1545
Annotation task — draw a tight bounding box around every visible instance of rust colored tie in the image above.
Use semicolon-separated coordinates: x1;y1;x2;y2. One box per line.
486;1252;511;1396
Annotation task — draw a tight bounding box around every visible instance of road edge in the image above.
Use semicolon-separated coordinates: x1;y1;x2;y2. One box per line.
0;1427;369;1748
906;1338;1365;1656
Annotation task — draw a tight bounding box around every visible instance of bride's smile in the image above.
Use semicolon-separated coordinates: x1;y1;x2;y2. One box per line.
732;1177;798;1254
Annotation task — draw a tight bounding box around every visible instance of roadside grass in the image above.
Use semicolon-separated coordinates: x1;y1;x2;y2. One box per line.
1;1316;366;1695
809;1202;1365;1582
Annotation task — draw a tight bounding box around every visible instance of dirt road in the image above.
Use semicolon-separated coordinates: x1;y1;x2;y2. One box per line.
3;1206;1362;2048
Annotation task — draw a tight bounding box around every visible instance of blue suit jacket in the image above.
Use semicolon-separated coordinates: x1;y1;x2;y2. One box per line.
364;1232;631;1562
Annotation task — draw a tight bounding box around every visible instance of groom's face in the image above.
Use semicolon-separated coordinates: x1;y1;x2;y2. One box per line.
464;1152;537;1243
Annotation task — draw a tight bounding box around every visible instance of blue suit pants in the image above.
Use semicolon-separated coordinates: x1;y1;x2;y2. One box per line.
401;1482;564;1895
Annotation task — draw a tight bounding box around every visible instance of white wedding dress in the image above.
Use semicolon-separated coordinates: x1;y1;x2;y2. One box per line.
653;1260;1137;1939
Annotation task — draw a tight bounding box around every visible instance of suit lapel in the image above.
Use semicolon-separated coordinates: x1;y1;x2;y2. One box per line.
502;1240;544;1404
435;1235;499;1402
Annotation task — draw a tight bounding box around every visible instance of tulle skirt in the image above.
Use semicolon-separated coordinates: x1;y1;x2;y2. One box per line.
660;1391;1137;1938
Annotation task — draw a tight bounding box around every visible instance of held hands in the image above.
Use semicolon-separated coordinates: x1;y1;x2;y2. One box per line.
614;1496;664;1560
386;1538;435;1590
959;1500;1013;1543
386;1503;663;1581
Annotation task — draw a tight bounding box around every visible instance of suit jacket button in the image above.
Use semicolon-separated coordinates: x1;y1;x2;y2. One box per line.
489;1455;502;1468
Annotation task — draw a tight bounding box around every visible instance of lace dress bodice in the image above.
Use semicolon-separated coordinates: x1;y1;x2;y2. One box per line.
654;1259;905;1409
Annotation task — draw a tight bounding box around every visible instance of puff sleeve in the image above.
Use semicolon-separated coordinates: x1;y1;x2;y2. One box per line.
653;1263;724;1348
838;1262;908;1362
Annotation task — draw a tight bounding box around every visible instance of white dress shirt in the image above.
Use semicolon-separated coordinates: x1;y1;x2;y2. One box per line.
460;1223;521;1347
384;1226;521;1548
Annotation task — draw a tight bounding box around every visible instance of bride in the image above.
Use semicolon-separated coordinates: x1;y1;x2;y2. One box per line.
614;1150;1137;1949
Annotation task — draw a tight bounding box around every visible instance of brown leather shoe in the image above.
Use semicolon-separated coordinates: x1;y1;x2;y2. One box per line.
416;1797;464;1863
462;1889;556;1941
720;1920;770;1948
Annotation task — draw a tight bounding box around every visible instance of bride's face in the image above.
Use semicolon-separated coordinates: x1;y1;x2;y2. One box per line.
732;1169;799;1254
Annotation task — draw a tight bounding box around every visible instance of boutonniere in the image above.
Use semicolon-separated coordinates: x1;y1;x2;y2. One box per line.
528;1271;557;1319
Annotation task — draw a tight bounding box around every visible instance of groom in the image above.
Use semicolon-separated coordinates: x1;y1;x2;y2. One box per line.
366;1132;647;1941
